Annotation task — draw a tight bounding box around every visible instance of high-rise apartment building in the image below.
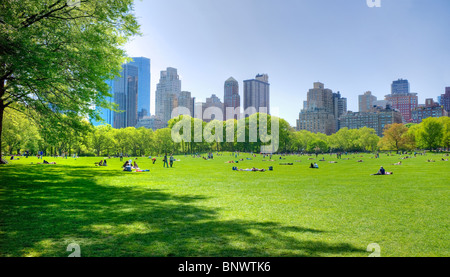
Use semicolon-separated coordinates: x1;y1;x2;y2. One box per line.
385;79;418;123
155;67;182;125
340;105;403;137
129;57;151;120
359;91;377;112
441;87;450;113
411;98;448;123
224;77;240;120
202;94;224;123
243;74;270;116
178;91;195;117
297;82;343;135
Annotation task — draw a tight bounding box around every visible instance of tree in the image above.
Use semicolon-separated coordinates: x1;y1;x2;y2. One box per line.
154;128;174;155
90;125;115;157
1;108;40;155
416;117;444;151
307;139;329;153
357;127;380;152
378;123;410;152
440;117;450;150
0;0;139;161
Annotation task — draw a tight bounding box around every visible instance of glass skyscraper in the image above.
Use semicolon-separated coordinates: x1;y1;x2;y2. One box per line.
91;57;151;128
391;79;410;95
129;57;151;119
92;79;115;127
113;63;139;129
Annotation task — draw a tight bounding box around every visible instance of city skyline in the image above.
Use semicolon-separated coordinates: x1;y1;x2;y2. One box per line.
123;0;450;126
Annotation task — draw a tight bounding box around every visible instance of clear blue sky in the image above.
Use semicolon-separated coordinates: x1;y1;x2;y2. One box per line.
124;0;450;126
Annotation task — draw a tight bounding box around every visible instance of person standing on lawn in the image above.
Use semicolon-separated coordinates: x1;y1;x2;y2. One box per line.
170;154;174;168
163;154;169;168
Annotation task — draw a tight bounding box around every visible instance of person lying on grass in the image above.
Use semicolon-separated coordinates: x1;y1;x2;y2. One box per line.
38;160;56;165
371;166;393;175
240;167;266;172
392;161;402;165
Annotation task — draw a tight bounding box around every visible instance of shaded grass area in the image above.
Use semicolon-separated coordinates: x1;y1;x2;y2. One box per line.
0;153;449;257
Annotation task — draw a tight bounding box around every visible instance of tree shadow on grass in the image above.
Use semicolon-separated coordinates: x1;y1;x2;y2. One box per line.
0;164;365;257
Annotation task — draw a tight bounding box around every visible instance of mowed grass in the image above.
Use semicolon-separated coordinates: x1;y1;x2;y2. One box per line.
0;152;449;257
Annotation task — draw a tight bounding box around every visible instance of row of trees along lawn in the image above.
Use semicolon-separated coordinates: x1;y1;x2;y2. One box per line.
2;107;450;157
1;2;449;161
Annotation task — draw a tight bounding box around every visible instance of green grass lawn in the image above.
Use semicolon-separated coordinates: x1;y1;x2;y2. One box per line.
0;152;449;257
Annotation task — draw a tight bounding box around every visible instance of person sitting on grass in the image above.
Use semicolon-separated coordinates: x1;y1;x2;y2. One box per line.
102;160;108;166
314;163;319;169
371;166;393;175
123;161;132;172
133;161;139;170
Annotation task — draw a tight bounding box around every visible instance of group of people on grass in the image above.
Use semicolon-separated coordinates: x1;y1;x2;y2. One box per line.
122;160;140;172
232;167;266;172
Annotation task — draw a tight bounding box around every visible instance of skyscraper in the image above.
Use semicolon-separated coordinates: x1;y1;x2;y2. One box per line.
243;74;270;116
391;79;410;95
113;63;139;129
297;82;341;135
91;57;150;128
359;91;377;112
92;79;115;126
224;77;240;120
178;91;194;117
385;79;418;123
155;67;182;125
203;94;224;122
129;57;151;119
441;87;450;113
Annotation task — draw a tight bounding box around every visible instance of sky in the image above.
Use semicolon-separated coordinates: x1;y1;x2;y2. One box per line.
124;0;450;126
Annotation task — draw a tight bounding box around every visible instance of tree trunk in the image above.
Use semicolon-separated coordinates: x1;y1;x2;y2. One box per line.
0;105;4;163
